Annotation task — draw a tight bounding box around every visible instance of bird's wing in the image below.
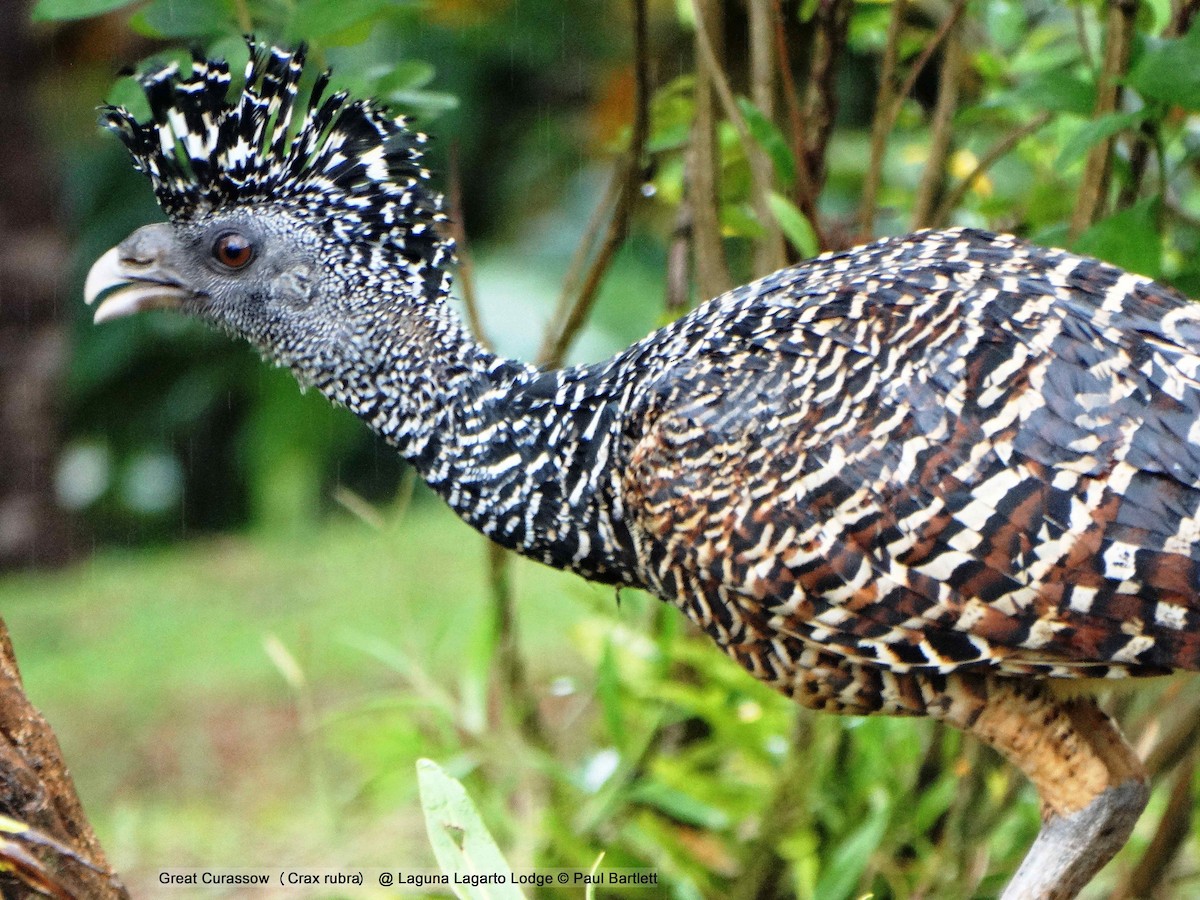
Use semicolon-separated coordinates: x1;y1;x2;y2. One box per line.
620;236;1200;680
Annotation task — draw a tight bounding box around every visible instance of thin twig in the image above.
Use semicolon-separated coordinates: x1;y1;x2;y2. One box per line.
664;195;693;313
858;0;907;238
911;19;962;229
1168;0;1200;36
1144;692;1200;778
1070;0;1139;240
931;111;1053;226
802;0;853;202
485;540;544;741
447;143;491;350
892;0;969;125
772;0;819;242
231;0;253;34
750;0;775;125
687;0;732;301
690;0;786;277
536;0;651;368
748;0;784;275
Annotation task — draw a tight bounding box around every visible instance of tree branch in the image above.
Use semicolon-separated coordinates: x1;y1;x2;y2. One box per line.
858;0;907;238
748;0;785;274
892;0;968;125
910;18;962;229
687;0;732;301
1070;0;1139;239
690;0;786;278
931;111;1053;227
773;0;819;243
537;0;651;367
446;143;491;351
0;618;127;898
802;0;853;202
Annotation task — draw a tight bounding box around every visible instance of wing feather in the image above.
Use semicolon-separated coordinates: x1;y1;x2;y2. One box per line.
621;231;1200;680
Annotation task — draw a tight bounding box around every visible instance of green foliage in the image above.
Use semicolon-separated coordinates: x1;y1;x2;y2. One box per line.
1127;25;1200;110
767;192;820;259
31;0;135;22
1075;196;1163;278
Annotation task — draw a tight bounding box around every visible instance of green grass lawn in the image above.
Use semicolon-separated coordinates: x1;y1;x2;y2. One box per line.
0;494;616;894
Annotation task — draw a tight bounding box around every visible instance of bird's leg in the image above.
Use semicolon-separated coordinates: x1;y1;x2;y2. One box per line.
937;676;1148;900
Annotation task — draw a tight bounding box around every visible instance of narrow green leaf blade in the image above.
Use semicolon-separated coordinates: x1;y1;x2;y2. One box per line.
1127;27;1200;109
32;0;137;20
1007;70;1096;116
814;792;891;900
1054;111;1145;169
735;96;797;189
1074;196;1162;279
417;759;526;900
767;192;820;259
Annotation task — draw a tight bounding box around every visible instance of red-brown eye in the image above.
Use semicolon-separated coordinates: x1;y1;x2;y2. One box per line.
213;232;254;270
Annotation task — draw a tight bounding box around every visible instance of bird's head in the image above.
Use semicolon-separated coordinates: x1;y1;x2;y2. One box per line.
85;42;454;370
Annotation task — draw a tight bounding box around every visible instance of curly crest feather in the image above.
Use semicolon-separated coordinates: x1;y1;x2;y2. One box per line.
102;40;452;270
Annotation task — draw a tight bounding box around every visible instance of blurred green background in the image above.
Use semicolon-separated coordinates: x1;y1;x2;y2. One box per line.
4;0;1200;896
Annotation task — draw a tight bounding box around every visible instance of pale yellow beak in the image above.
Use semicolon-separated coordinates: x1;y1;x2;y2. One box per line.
84;225;195;323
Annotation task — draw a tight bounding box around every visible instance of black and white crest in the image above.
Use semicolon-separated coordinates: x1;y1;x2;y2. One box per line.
102;40;452;269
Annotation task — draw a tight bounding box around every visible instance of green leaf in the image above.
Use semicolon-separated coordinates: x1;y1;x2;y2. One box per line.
1128;27;1200;109
1007;70;1095;116
626;780;730;830
376;60;437;93
1074;196;1162;278
105;76;150;120
129;0;229;39
814;791;891;900
735;96;797;189
1055;111;1145;169
767;192;819;259
384;89;460;116
597;638;626;748
286;0;405;44
31;0;136;19
417;759;526;900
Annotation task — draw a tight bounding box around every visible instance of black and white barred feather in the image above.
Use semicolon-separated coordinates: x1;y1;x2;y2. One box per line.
103;42;452;275
101;42;1200;720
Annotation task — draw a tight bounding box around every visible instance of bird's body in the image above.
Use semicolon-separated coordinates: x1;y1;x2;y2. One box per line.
86;43;1200;898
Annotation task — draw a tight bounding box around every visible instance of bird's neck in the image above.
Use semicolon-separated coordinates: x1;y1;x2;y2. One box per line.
306;293;639;585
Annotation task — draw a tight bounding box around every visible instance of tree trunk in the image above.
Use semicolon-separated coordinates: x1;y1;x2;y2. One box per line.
0;0;75;570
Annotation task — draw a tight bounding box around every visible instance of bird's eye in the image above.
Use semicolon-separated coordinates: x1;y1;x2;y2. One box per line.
212;232;255;270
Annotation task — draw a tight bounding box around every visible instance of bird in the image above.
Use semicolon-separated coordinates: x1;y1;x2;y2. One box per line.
84;41;1200;899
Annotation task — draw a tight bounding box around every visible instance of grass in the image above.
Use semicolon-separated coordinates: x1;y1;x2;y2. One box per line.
0;492;611;894
5;491;1199;899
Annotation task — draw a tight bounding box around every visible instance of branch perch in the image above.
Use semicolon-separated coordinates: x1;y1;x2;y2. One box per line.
0;618;127;899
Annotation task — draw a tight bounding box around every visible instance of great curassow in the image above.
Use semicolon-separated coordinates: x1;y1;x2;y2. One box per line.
86;42;1200;898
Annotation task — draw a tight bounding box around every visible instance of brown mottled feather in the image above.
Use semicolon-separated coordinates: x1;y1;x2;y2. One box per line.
620;229;1200;714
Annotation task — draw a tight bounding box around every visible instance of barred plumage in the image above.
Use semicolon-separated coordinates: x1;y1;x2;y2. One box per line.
85;41;1200;899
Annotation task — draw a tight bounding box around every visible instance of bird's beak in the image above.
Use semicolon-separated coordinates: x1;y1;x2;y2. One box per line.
84;224;196;323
